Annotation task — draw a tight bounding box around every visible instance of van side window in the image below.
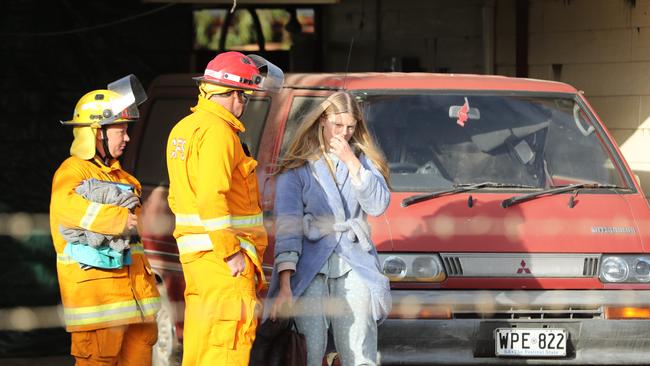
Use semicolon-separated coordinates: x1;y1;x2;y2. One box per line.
136;98;194;186
135;97;270;186
280;96;327;157
239;97;271;158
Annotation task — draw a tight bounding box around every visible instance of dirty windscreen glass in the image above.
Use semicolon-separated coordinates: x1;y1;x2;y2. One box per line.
361;93;626;192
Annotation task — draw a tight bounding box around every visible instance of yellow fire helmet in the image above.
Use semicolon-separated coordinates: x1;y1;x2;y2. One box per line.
61;75;147;159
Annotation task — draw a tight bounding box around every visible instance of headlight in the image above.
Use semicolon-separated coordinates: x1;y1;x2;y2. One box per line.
412;256;441;280
382;256;407;280
634;258;650;282
600;257;629;282
598;255;650;283
379;254;446;282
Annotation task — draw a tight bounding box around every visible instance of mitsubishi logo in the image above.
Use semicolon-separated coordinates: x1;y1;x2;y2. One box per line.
517;260;531;274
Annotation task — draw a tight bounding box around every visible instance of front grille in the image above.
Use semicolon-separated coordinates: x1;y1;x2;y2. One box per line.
442;256;463;275
440;253;600;277
583;257;599;276
453;305;603;320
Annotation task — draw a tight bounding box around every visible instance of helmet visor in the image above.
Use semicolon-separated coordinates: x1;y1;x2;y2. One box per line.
102;74;148;124
248;54;284;92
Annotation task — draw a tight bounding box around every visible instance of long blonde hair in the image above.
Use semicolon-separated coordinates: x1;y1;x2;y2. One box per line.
275;91;390;184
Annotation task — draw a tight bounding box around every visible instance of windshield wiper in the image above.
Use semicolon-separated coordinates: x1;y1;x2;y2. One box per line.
501;183;621;208
401;182;535;208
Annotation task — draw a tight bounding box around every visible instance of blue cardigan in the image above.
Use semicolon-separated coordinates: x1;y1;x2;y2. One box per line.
266;154;391;321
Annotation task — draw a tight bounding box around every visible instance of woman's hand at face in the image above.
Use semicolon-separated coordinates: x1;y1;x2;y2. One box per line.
329;135;355;164
329;134;361;176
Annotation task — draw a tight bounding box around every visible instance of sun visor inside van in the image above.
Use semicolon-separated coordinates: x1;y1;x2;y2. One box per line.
463;97;552;153
511;120;550;139
470;120;550;153
470;129;513;152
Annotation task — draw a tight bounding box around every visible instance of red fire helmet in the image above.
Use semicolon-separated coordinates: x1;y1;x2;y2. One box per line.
193;51;284;92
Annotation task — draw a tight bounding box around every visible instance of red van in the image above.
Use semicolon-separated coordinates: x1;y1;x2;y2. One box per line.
124;73;650;365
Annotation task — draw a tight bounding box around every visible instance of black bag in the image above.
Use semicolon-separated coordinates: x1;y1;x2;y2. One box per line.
250;318;307;366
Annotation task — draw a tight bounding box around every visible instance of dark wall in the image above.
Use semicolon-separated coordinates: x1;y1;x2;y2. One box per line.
0;3;193;353
1;0;193;214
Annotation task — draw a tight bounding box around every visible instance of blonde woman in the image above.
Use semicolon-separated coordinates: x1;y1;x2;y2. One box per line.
266;91;391;366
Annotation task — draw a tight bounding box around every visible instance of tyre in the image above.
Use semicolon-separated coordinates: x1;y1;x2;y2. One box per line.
152;283;182;366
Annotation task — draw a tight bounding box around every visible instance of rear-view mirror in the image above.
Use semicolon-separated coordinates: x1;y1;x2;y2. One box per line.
449;105;480;120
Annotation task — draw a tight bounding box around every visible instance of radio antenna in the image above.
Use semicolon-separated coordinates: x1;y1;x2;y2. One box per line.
343;37;354;89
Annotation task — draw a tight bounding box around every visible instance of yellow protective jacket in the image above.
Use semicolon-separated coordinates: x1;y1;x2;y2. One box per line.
49;156;160;332
166;97;267;283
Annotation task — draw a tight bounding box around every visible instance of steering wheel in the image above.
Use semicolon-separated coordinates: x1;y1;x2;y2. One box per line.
416;161;440;175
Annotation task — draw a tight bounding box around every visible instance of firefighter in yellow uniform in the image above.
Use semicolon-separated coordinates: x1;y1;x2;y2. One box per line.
50;75;160;365
166;52;283;366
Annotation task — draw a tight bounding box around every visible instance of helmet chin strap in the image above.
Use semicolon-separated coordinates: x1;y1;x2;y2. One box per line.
97;126;114;165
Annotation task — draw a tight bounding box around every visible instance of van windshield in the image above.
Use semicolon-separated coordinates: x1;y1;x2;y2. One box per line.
362;92;627;192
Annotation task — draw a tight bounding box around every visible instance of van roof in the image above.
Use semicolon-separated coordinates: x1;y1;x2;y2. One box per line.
150;72;578;94
283;73;578;93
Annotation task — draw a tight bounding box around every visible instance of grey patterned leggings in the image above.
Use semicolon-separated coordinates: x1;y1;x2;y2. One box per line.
293;270;378;366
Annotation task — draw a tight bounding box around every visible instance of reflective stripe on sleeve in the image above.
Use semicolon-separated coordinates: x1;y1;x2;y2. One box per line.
175;213;264;256
79;202;102;230
57;253;76;265
176;233;262;266
239;237;266;286
176;234;213;254
239;239;258;258
175;213;262;229
175;214;233;231
202;215;232;231
232;213;263;228
175;213;203;227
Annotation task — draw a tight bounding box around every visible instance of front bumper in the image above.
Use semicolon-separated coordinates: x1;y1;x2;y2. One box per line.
378;290;650;365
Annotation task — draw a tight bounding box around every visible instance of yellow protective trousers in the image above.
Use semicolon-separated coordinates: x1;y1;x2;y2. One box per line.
181;251;258;366
70;322;158;366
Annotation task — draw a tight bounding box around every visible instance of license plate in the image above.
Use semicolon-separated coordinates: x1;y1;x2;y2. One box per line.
494;328;567;357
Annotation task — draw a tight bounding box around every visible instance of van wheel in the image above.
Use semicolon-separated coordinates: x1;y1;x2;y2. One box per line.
152;285;182;366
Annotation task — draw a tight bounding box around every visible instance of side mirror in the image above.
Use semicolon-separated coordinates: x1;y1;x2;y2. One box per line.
635;174;641;186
